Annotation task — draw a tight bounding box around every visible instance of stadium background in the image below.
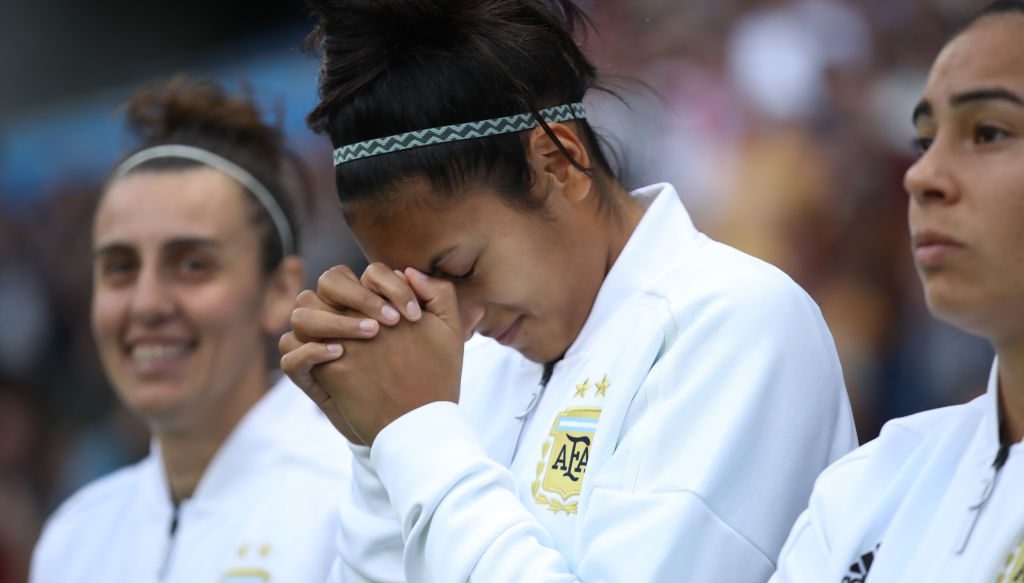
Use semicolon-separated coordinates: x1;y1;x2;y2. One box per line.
0;0;996;580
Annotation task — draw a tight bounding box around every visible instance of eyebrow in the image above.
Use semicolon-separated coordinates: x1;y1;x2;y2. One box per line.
912;87;1024;124
951;88;1024;108
93;237;221;259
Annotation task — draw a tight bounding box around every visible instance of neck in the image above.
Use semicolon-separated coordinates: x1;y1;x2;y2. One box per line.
601;182;645;273
155;366;268;503
158;427;228;504
996;338;1024;444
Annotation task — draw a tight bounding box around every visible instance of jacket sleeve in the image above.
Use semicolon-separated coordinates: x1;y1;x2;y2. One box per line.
332;443;408;583
572;273;856;581
770;420;926;582
361;271;856;583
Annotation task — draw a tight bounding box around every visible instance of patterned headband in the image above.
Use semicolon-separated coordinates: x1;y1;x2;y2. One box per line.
110;144;295;256
333;102;587;166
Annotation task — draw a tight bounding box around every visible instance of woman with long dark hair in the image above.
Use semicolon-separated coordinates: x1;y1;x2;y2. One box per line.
282;1;856;580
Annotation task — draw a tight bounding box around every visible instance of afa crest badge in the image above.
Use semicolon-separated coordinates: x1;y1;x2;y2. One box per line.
531;406;601;515
220;543;271;582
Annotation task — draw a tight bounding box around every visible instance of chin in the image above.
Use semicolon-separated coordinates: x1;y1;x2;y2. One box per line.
517;339;567;366
115;380;194;427
923;285;992;340
517;347;550;364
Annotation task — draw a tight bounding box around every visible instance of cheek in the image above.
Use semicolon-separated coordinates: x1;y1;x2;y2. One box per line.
91;288;125;341
186;284;267;347
987;197;1024;290
974;186;1024;258
480;248;555;308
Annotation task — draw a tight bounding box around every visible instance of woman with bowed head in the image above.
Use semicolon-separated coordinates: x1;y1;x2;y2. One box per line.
30;77;350;583
772;2;1024;581
282;1;857;581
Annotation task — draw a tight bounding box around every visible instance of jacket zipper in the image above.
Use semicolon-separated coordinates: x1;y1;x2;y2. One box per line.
511;362;557;459
955;443;1010;554
158;503;181;581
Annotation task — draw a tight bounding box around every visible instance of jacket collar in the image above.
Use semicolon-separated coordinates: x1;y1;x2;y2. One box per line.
564;183;700;359
140;378;304;513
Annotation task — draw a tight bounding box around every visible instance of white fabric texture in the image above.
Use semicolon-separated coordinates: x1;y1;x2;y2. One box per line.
772;358;1024;582
335;183;857;583
30;378;351;583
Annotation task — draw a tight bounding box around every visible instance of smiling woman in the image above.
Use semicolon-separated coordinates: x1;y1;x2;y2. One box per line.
29;77;350;583
772;2;1024;581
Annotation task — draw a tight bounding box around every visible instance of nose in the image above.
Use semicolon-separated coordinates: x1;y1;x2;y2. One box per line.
903;140;960;207
456;288;487;341
129;264;175;324
459;303;486;341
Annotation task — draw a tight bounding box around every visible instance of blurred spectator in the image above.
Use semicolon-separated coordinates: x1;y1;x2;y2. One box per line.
0;259;51;382
726;0;872;123
0;384;43;583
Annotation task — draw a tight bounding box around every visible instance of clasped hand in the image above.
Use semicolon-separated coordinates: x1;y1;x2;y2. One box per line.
279;263;479;446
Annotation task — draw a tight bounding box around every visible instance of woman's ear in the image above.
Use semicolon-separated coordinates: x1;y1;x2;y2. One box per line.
260;256;305;335
525;122;593;203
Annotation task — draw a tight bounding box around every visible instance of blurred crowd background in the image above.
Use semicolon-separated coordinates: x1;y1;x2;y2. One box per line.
0;0;996;580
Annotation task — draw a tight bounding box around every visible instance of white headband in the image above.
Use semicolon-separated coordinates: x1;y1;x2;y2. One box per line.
111;144;295;256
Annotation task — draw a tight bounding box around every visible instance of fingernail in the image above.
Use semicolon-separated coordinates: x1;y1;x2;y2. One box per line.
359;319;378;333
408;267;428;281
326;343;342;354
406;300;422;320
381;304;400;322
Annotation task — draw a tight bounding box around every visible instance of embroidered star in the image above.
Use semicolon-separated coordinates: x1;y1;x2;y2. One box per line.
258;544;271;558
237;544;249;558
574;378;590;398
595;375;611;397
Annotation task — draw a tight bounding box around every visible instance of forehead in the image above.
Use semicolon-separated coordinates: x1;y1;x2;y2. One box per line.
347;182;528;265
95;168;250;248
927;16;1024;99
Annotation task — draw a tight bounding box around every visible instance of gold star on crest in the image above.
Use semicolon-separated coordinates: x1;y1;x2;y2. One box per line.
237;544;249;558
574;378;590;398
258;544;271;558
595;375;611;397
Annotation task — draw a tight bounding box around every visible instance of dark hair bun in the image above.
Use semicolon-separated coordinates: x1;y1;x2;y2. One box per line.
303;0;594;133
303;0;612;210
309;0;471;50
117;75;311;268
123;75;284;172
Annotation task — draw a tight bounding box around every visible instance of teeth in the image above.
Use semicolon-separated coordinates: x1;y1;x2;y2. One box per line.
132;344;188;364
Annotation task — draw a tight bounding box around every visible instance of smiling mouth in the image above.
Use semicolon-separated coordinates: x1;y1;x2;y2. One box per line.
126;341;196;372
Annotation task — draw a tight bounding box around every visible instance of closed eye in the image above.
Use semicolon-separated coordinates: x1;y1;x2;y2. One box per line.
436;259;478;282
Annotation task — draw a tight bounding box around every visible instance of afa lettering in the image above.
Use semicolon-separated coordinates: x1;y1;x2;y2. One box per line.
551;435;590;481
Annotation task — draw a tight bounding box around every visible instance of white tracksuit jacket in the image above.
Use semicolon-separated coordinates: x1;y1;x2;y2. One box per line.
30;378;351;583
331;182;857;583
772;358;1024;582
